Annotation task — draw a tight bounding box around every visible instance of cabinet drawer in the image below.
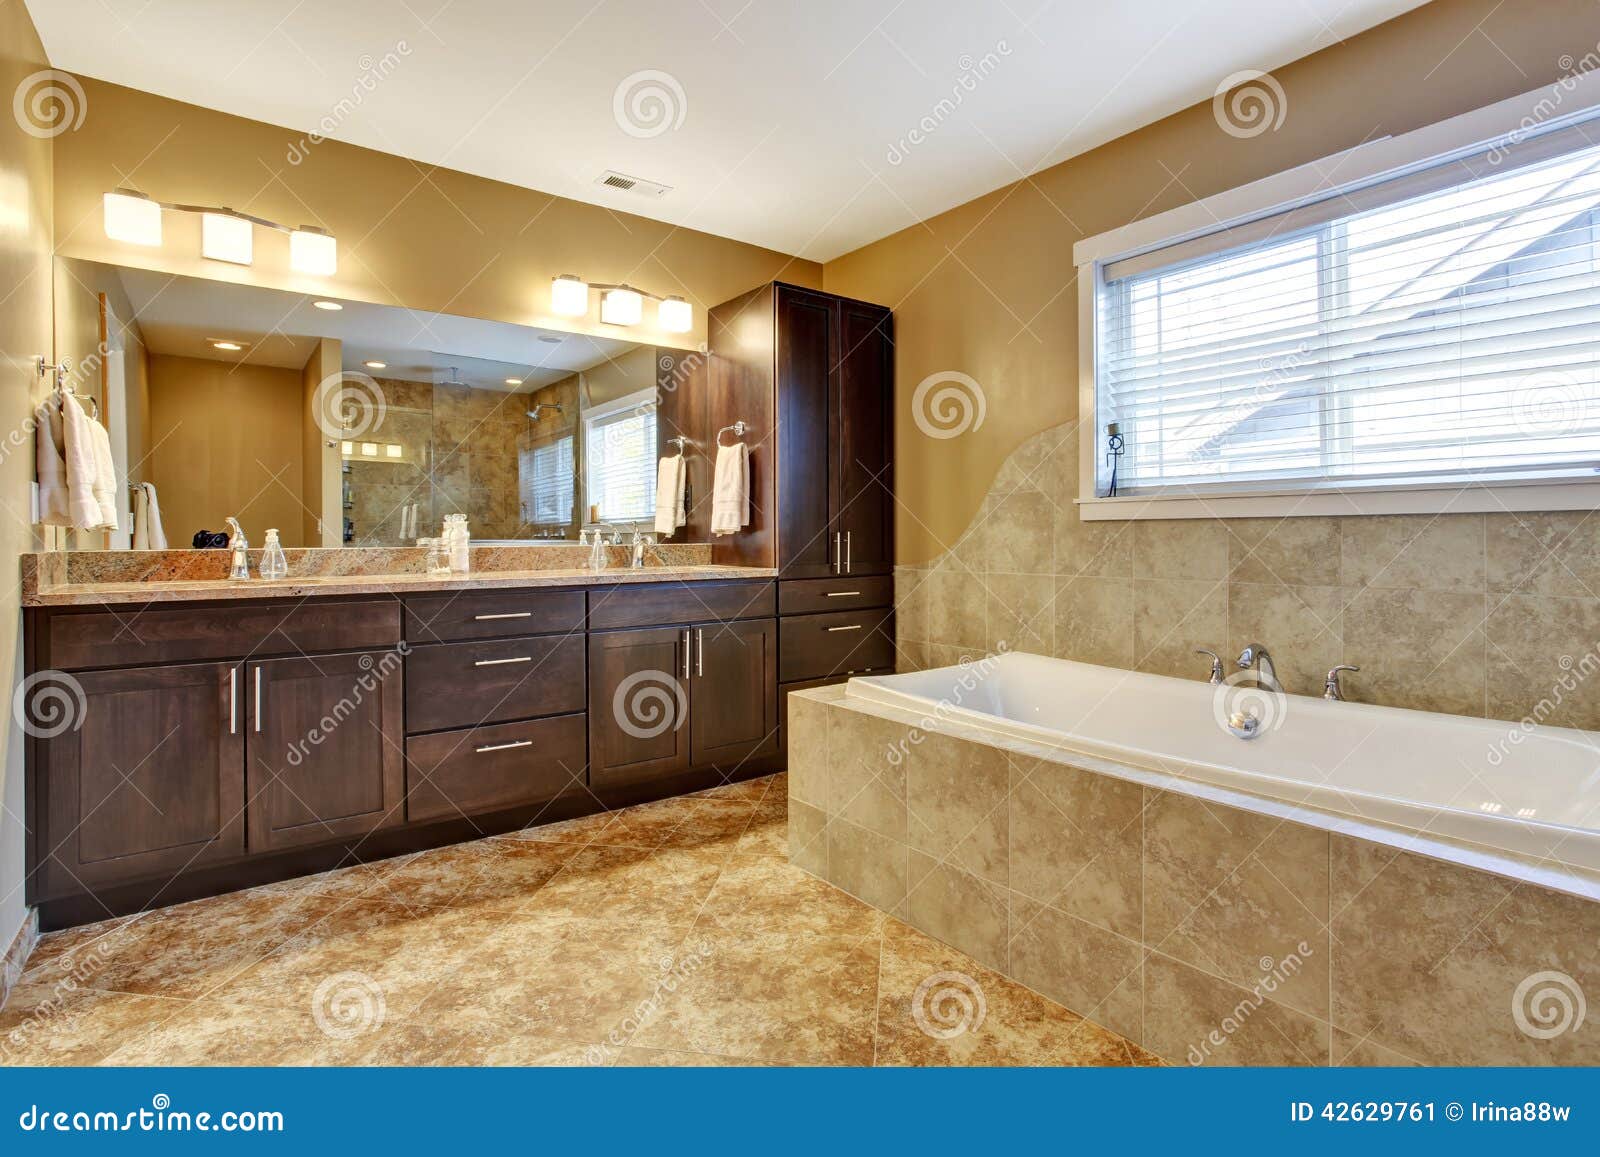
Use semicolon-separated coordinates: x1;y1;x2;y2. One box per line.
405;713;586;822
779;608;896;682
405;634;586;734
587;580;775;629
778;576;893;615
403;589;584;643
46;599;400;670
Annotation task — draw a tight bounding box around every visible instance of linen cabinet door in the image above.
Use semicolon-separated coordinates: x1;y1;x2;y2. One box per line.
587;627;692;789
775;284;839;578
38;661;244;895
833;300;893;576
246;651;404;851
689;617;779;767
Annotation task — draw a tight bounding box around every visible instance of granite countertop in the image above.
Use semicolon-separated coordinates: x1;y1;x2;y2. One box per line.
24;564;779;607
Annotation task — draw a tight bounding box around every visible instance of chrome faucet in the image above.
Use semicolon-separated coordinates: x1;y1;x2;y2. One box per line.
224;516;250;580
1236;643;1278;691
1324;664;1360;701
1194;649;1225;685
630;530;654;568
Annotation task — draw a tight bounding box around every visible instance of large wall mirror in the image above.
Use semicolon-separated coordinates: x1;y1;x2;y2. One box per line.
52;257;675;550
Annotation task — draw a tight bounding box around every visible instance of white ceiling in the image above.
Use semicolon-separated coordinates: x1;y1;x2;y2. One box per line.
29;0;1431;262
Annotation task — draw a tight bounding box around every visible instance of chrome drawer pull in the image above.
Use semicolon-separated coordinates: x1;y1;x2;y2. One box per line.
824;590;862;597
253;667;262;732
473;611;533;620
475;739;534;753
473;656;533;666
826;624;863;633
229;667;237;734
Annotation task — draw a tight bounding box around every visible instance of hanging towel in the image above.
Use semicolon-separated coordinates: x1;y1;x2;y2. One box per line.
133;483;168;550
87;415;119;531
33;399;69;526
710;441;749;536
59;393;106;531
654;454;686;536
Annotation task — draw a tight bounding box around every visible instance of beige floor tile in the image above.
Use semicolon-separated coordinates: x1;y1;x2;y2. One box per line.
0;985;193;1066
695;853;885;938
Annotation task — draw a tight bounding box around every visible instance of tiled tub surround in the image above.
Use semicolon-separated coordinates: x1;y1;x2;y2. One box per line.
894;420;1600;731
787;684;1600;1067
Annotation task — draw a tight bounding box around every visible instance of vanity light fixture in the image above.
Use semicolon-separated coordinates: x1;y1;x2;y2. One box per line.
360;442;378;456
364;361;387;369
103;189;163;247
550;274;589;316
385;444;403;458
313;300;343;311
289;226;338;275
200;210;253;265
599;286;643;327
340;440;355;456
551;275;693;331
657;295;692;333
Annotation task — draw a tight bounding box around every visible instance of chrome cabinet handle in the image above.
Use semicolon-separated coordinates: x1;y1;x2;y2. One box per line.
474;656;532;667
229;667;237;734
681;629;690;679
473;611;532;621
845;531;851;574
826;624;863;633
824;590;861;597
833;532;841;574
475;739;533;753
253;667;262;732
696;628;704;677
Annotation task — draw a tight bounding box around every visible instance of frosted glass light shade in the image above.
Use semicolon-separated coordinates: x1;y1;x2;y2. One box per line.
658;295;692;333
103;191;162;246
600;286;643;326
201;212;253;265
290;228;338;275
551;274;589;316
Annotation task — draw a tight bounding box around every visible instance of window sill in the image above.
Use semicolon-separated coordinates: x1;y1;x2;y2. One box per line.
1075;479;1600;521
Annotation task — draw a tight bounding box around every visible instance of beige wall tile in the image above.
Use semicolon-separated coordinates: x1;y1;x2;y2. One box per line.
1008;755;1142;938
1134;520;1230;580
1134;579;1228;679
1486;594;1600;731
1227;517;1342;586
904;851;1010;972
1143;791;1330;1019
1055;512;1135;580
904;731;1009;885
1226;584;1344;698
1486;512;1600;598
826;708;909;842
785;695;830;808
894;566;931;643
826;818;908;916
926;569;988;650
1143;952;1330;1067
1340;514;1485;592
1007;892;1143;1043
1341;588;1486;716
983;489;1056;575
985;572;1055;655
787;800;828;877
1055;577;1134;667
1333;1029;1422;1066
1330;836;1600;1065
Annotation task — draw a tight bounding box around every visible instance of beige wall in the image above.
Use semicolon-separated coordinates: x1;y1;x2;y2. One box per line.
51;79;821;353
149;354;307;547
0;0;52;957
299;339;341;546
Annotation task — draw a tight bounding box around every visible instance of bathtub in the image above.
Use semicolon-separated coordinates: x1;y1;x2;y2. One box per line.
847;652;1600;874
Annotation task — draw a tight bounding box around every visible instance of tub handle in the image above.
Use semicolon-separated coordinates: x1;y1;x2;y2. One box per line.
1324;664;1360;701
1194;648;1225;685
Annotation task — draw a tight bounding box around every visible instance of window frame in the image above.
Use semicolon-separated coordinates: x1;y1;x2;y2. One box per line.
1074;70;1600;522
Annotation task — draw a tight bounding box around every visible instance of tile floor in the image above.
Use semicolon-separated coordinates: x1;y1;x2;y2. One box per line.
0;775;1157;1067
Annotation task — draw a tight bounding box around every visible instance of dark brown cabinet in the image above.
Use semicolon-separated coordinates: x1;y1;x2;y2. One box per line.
246;651;405;852
588;626;692;789
690;617;779;766
833;299;894;576
39;661;244;894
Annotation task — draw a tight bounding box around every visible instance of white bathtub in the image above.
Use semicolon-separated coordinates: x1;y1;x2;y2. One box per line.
847;652;1600;873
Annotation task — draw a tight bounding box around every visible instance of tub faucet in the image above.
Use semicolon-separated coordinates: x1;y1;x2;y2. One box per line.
1236;643;1279;691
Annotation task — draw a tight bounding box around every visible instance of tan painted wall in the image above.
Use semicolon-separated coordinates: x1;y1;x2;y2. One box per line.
823;0;1600;563
0;0;53;956
149;354;307;547
51;79;822;353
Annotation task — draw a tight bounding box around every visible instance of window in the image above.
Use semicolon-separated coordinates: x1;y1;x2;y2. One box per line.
1082;103;1600;516
583;389;657;523
519;435;573;526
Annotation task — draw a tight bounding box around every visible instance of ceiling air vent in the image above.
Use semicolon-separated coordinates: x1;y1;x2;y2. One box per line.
595;170;672;198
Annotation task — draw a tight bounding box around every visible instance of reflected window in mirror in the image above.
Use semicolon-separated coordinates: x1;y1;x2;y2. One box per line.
584;388;657;524
520;435;574;528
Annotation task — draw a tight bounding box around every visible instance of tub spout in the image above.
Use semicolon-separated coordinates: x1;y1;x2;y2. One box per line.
1236;643;1279;691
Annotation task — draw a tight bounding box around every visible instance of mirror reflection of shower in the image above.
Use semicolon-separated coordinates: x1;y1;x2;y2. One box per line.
527;402;565;422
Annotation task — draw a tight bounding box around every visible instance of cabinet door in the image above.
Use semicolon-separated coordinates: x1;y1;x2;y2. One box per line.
588;627;691;789
690;617;779;767
40;662;244;894
246;651;404;852
834;300;894;575
775;285;838;578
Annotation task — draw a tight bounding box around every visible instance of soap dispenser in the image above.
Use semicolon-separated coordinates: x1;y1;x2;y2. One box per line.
224;517;250;580
260;528;288;580
587;527;608;572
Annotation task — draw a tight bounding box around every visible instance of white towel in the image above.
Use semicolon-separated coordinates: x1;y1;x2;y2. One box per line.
654;454;686;536
88;415;118;530
59;393;106;531
33;399;69;526
133;482;167;550
710;442;749;536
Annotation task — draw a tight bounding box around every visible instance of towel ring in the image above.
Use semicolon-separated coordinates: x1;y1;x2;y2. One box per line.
716;420;749;447
666;435;688;457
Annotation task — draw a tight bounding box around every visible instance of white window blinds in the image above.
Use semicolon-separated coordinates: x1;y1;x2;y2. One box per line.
583;391;657;523
519;435;574;526
1095;127;1600;499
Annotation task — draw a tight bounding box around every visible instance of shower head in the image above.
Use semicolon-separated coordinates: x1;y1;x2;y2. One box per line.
527;403;566;421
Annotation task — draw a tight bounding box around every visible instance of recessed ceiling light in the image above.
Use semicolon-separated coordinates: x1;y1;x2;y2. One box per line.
537;335;562;344
505;377;523;386
364;360;387;370
210;340;244;352
313;300;342;311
